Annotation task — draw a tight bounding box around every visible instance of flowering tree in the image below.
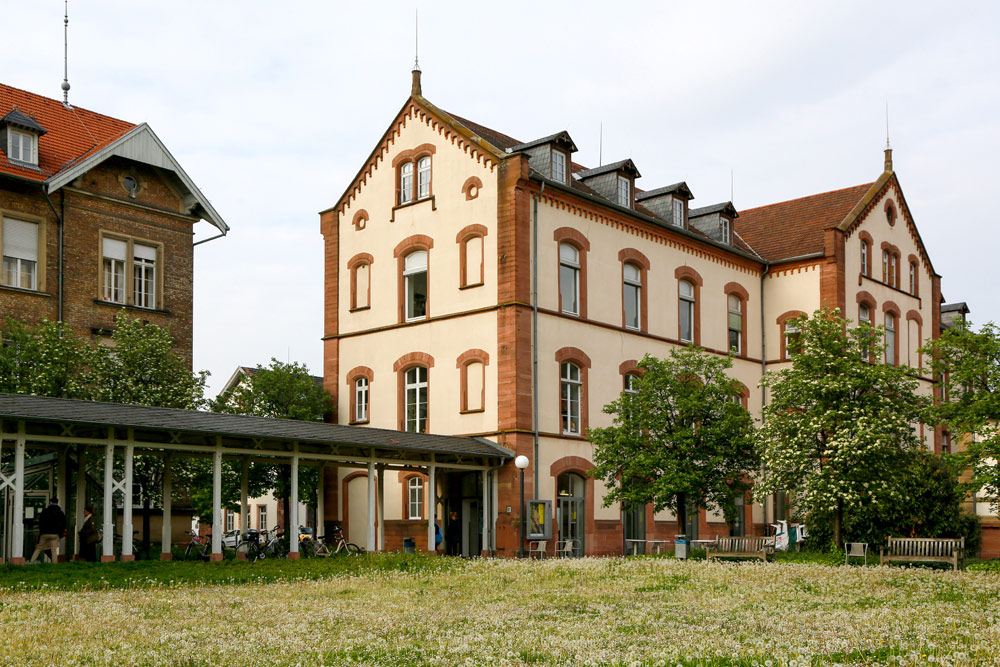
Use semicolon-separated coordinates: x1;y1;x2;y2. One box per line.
922;321;1000;517
754;308;925;546
589;347;757;534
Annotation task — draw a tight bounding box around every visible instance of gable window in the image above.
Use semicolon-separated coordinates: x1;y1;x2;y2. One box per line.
102;238;127;303
861;241;869;276
616;176;631;207
560;362;582;435
354;377;369;423
889;253;898;288
551;151;566;183
885;313;896;366
417;156;431;199
404;366;428;433
719;218;731;245
672;198;685;227
8;129;38;166
623;262;641;330
133;244;157;309
399;162;414;204
404;250;428;321
408;477;424;519
2;217;39;291
679;280;695;343
559;243;580;316
728;294;743;354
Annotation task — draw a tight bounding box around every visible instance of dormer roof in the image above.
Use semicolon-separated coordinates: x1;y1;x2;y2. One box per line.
1;108;47;135
509;131;578;154
690;201;738;218
636;182;693;202
577;158;641;180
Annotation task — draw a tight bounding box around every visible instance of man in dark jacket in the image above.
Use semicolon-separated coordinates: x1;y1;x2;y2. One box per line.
29;498;67;563
77;506;99;562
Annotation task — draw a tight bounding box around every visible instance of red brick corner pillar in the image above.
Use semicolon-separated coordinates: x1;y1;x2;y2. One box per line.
287;551;301;560
119;554;135;563
9;557;25;566
160;552;173;561
101;555;116;563
209;552;223;562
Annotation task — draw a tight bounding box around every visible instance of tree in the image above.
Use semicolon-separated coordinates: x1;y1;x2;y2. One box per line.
211;359;333;534
754;307;925;547
589;347;757;534
922;321;1000;518
0;318;95;399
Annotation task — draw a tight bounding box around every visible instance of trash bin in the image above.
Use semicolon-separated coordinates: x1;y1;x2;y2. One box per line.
403;538;416;554
674;534;689;560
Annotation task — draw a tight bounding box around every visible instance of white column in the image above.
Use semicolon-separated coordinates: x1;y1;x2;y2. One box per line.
211;439;222;559
481;468;489;556
377;464;386;551
74;445;86;559
427;463;436;553
121;443;134;560
366;460;376;553
11;427;26;562
161;453;172;560
290;449;300;557
316;464;325;537
240;457;249;535
102;440;114;561
56;449;68;561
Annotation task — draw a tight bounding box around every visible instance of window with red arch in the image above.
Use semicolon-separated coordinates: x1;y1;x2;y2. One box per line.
345;366;374;424
556;347;591;436
457;224;487;289
393;144;436;206
347;252;373;311
456;349;489;413
724;282;749;355
554;228;590;318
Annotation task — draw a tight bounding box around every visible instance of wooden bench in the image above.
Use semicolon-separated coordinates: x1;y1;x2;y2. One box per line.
705;536;774;562
880;537;965;571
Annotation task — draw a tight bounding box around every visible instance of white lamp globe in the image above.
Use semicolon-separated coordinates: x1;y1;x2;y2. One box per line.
514;455;529;469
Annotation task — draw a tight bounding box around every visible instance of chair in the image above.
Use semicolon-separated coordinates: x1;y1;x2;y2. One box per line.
558;539;575;558
527;540;547;559
845;542;868;566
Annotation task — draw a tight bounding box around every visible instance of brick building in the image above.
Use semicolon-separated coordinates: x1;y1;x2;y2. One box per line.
318;69;971;557
0;83;227;362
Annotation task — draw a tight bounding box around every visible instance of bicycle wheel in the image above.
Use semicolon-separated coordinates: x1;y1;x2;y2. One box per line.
345;542;362;555
184;542;195;561
247;542;263;563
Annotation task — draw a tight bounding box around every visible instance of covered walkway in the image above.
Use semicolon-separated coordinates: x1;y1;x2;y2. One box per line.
0;393;511;563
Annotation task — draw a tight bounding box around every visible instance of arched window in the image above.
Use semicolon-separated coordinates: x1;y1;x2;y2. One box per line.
885;313;896;366
623;262;641;330
395;148;435;206
860;240;869;276
417;157;431;199
404;250;428;321
559;243;580;316
859;302;871;362
407;477;424;519
404;366;428;433
556;472;585;557
354;377;369;423
624;373;639;395
727;294;743;354
348;252;373;311
560;362;582;435
909;260;918;296
679;280;695;343
399;162;414;204
882;249;890;284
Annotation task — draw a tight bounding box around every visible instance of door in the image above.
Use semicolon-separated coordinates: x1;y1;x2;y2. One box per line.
624;503;646;554
461;499;481;557
22;491;50;560
557;473;585;557
346;476;369;548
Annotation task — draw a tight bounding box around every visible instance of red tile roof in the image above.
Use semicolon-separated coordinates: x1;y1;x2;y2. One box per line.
0;83;136;182
735;183;874;262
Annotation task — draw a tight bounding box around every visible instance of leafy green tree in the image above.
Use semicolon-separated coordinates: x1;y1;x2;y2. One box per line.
211;359;333;534
589;347;757;534
922;321;1000;518
0;318;95;399
754;307;925;547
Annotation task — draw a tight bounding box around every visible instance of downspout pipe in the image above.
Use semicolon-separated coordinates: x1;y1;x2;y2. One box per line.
41;186;64;324
532;182;545;493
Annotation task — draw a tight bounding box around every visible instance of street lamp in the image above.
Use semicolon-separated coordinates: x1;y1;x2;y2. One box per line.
514;455;529;558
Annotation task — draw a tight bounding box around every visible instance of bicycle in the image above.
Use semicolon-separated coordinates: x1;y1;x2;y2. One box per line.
325;525;362;555
183;529;211;561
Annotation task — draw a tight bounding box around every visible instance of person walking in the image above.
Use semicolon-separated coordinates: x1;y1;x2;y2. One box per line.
29;498;67;564
447;511;461;556
77;506;99;562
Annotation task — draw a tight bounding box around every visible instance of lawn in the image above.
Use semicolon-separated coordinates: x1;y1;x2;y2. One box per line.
0;555;997;666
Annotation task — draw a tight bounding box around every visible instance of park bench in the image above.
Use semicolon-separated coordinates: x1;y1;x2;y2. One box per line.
879;537;965;571
705;536;774;562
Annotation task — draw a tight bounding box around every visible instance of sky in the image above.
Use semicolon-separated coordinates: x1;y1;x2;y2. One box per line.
7;1;1000;397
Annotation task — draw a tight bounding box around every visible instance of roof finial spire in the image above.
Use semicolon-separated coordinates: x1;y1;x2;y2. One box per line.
411;8;422;96
61;0;71;106
884;101;893;172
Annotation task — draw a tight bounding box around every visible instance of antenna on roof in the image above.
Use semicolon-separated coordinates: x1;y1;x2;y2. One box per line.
61;0;71;106
730;169;734;204
599;121;603;166
885;100;891;149
410;8;422;96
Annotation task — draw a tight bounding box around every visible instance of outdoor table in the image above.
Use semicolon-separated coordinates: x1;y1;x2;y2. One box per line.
647;540;669;554
625;539;647;555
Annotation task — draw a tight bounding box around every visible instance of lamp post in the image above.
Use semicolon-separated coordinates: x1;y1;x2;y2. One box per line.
514;455;529;558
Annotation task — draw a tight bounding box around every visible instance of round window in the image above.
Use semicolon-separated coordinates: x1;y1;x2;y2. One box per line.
123;176;138;194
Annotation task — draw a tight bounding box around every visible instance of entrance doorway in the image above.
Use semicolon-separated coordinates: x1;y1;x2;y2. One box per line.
557;473;584;557
461;499;481;557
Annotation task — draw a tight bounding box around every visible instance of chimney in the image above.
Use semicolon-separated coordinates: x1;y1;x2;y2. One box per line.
411;68;422;97
884;147;893;173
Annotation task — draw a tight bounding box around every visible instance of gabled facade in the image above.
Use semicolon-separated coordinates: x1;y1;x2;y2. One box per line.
0;83;228;362
320;70;961;557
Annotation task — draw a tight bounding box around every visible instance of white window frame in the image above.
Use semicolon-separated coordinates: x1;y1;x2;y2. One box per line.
909;262;917;295
404;366;428;433
559;243;580;316
8;129;37;165
616;176;631;207
399;162;414;204
784;323;801;359
407;477;424;520
560;362;582;436
102;237;127;304
861;241;869;276
719;218;731;244
132;244;157;309
885;313;896;365
354;377;369;422
404;250;428;321
2;217;39;291
623;263;641;330
672;198;685;227
226;510;235;532
728;294;742;354
624;373;639;395
551;150;566;183
258;506;268;531
417;157;431;199
679;280;695;344
859;303;871;361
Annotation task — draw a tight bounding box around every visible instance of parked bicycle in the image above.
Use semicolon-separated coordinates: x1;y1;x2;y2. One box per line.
183;529;211;561
325;524;362;556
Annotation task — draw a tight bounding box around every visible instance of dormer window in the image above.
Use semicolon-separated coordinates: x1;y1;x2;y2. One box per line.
8;129;37;165
551;151;567;183
719;218;731;244
617;176;631;207
672;198;685;227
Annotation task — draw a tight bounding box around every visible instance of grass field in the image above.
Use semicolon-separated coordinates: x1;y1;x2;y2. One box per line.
0;555;997;666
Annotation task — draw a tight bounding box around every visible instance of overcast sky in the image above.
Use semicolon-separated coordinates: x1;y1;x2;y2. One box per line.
8;2;999;396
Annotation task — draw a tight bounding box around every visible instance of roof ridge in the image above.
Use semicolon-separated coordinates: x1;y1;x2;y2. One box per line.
739;182;874;214
0;82;136;128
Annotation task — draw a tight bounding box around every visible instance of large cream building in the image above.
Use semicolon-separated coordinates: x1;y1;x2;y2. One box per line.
318;69;959;557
